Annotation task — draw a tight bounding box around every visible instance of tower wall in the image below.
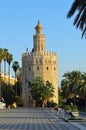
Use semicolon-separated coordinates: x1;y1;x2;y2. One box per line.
22;22;58;107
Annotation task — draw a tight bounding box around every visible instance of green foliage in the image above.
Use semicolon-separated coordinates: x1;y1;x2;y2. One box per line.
30;77;44;100
65;105;78;112
13;81;22;96
30;77;54;107
15;96;23;107
58;101;67;109
67;0;86;38
12;61;19;74
58;103;78;112
47;101;57;107
71;105;78;112
58;88;65;107
3;87;16;107
61;70;86;108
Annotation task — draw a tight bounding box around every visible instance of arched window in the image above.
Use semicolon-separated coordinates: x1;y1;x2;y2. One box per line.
29;67;31;71
46;67;48;70
36;60;38;64
37;67;39;70
54;67;56;70
28;81;31;88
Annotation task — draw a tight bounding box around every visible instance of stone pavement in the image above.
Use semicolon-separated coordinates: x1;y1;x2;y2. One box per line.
50;108;86;130
0;107;86;130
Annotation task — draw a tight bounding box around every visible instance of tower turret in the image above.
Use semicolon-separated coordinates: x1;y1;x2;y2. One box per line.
33;21;46;53
35;21;42;34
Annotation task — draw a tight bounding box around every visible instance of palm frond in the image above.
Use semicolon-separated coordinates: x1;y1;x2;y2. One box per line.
67;0;82;18
73;5;84;25
82;27;86;38
67;0;86;38
79;8;86;30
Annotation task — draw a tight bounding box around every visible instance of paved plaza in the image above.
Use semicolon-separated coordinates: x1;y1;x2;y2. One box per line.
0;107;86;130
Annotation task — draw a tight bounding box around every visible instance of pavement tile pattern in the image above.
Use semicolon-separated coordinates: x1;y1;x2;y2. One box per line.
0;108;85;130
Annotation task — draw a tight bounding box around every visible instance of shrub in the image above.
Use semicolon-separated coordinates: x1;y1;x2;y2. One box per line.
58;102;67;108
65;105;78;112
47;101;57;107
15;96;23;107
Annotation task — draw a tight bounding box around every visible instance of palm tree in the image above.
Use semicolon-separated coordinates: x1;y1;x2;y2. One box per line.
0;48;3;101
0;48;3;74
3;48;8;75
62;71;74;98
0;74;2;101
61;79;71;99
61;70;82;105
67;0;86;38
17;67;22;96
17;67;22;81
2;49;8;95
12;61;19;96
31;77;54;107
7;53;13;85
63;70;82;94
78;73;86;110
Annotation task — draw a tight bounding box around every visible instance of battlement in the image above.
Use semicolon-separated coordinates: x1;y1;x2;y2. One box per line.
22;51;57;58
43;51;57;56
22;53;28;57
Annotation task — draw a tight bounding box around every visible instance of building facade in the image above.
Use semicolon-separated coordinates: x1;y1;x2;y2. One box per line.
1;73;16;85
0;73;17;101
22;21;58;107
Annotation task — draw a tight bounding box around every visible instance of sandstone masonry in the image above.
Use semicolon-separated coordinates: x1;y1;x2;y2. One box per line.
22;21;58;107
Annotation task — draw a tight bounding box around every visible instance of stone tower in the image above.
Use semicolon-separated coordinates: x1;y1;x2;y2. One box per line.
22;21;58;107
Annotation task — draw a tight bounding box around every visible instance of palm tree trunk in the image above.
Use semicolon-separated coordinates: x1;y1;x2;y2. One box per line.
8;64;10;86
15;72;17;96
20;82;22;96
3;61;6;95
85;97;86;112
0;74;1;101
0;85;1;101
0;63;1;74
0;63;2;101
4;61;6;75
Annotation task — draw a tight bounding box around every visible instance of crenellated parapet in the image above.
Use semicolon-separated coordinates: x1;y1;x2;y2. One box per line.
43;51;57;56
22;53;28;57
22;51;57;58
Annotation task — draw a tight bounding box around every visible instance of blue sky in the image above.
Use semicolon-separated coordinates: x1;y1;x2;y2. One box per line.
0;0;86;86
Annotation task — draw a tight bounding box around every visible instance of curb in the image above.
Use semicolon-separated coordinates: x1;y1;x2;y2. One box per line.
63;117;86;122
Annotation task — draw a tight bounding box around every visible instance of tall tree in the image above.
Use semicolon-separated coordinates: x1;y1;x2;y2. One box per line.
3;86;16;107
67;0;86;38
7;53;13;85
17;67;22;96
3;48;8;75
0;48;3;74
61;70;82;104
12;61;19;96
61;78;70;99
2;49;8;95
31;77;54;107
17;67;22;81
0;74;2;101
78;72;86;109
0;48;3;101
